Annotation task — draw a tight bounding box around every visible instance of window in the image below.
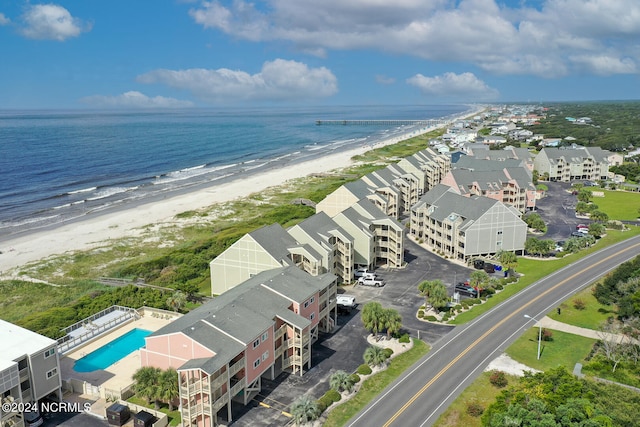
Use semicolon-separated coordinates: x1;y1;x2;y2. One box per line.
253;359;260;368
44;348;55;358
310;297;314;304
46;368;57;379
262;351;269;361
253;339;260;349
497;230;503;235
310;312;315;321
303;300;309;309
261;332;268;342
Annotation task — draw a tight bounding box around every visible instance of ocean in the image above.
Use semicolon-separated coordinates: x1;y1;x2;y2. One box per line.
0;105;469;237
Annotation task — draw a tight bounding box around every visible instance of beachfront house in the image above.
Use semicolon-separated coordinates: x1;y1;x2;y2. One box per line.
0;319;63;427
533;147;613;182
141;266;337;427
410;184;527;262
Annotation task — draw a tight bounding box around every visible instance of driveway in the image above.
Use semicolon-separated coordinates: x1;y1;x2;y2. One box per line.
535;181;590;241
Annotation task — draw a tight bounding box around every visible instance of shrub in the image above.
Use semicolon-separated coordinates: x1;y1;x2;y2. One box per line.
316;398;329;413
542;328;554;341
573;298;586;310
357;364;372;375
489;370;508;388
350;373;360;384
425;315;437;321
495;284;504;291
325;389;341;402
418;310;425;318
467;401;484;417
383;348;394;359
398;333;410;343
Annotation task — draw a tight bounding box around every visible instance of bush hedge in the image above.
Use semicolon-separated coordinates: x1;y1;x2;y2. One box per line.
325;389;341;403
398;333;410;343
357;364;372;375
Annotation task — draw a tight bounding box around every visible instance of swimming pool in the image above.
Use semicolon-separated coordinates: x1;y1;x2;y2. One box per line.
73;328;152;372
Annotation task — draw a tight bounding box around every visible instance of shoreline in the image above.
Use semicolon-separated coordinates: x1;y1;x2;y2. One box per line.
0;107;483;274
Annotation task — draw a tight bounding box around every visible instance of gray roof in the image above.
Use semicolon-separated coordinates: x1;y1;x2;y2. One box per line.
540;147;610;163
248;223;298;266
343;179;375;199
151;266;335;373
454;156;525;171
414;185;499;229
291;211;354;246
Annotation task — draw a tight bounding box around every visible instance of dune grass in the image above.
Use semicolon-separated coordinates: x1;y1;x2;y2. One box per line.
547;286;614;329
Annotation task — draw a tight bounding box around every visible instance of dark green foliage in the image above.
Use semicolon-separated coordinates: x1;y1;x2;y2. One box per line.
593;255;640;308
324;389;341;403
18;285;172;338
398;333;410;343
357;364;372;375
349;373;360;384
524;213;547;232
479;367;640;426
610;163;640;183
382;348;394;359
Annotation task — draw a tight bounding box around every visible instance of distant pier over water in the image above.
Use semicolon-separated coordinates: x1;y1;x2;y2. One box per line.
315;119;449;126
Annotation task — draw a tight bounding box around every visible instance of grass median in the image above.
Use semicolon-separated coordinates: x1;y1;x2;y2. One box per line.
323;339;429;427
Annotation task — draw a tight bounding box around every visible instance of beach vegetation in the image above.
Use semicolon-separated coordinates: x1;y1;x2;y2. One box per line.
291;395;321;425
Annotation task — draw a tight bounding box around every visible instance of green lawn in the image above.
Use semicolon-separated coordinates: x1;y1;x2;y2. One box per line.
547;286;614;329
323;339;430;427
506;329;595;372
587;188;640;220
451;227;640;325
435;371;514;427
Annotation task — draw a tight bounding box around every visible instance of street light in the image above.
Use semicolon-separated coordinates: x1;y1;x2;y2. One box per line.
524;314;542;360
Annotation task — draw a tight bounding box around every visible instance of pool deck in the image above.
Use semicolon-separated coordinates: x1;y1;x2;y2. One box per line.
61;314;175;395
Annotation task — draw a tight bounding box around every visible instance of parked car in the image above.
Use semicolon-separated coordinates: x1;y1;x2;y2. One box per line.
454;282;478;297
578;227;589;234
354;268;373;278
576;224;588;230
571;231;586;237
336;295;357;313
358;277;385;287
473;259;485;270
483;263;495;274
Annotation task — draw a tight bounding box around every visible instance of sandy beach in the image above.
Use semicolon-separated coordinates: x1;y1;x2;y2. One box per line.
0;109;481;275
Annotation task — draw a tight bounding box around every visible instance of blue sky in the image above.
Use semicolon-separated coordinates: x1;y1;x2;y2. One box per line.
1;0;639;109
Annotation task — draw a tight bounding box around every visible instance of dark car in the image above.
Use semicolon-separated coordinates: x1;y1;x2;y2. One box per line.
473;259;485;270
455;282;478;297
483;263;495;274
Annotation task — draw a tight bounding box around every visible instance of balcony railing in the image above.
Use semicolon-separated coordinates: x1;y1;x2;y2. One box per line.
230;378;246;397
229;357;245;376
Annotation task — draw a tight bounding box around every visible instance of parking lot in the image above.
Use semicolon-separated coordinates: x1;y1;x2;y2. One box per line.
535;181;590;241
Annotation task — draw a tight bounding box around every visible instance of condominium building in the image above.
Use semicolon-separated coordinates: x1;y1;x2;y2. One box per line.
441;164;536;213
533;147;614;182
410;184;527;261
287;212;355;283
0;320;63;427
140;266;337;427
209;223;322;295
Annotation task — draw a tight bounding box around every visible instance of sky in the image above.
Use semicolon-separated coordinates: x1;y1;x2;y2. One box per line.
1;0;639;109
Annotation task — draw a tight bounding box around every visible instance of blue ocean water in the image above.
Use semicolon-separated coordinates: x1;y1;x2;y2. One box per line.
0;105;468;237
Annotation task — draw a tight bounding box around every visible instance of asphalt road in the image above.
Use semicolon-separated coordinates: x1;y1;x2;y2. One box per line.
347;234;640;427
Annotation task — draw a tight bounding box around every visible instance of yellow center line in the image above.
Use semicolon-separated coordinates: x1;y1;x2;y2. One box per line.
382;242;640;427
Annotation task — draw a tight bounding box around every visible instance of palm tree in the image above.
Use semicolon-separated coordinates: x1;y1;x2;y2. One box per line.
329;370;354;393
290;395;320;425
361;302;385;338
497;250;518;276
159;368;179;411
469;270;489;293
418;280;448;310
590;210;609;222
132;366;161;407
166;291;187;312
363;345;387;367
383;308;402;339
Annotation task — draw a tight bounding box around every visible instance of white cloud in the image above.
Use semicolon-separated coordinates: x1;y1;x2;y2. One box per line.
0;13;10;25
187;0;640;77
375;75;396;85
569;55;637;76
406;72;499;99
137;59;338;102
80;91;195;108
20;4;90;41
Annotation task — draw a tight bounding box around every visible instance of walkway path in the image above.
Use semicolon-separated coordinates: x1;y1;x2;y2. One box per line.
537;316;639;344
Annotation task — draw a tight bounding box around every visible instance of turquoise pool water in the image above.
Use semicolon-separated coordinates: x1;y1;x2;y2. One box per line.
73;328;152;372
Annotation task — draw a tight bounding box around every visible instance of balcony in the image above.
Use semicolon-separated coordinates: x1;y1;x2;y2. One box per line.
19;367;29;381
230;378;246;397
229;357;245;376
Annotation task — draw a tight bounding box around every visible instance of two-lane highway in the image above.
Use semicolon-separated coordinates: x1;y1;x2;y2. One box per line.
348;234;640;427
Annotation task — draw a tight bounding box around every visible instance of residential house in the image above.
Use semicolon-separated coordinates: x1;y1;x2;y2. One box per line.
141;266;337;427
0;319;63;427
410;184;527;262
